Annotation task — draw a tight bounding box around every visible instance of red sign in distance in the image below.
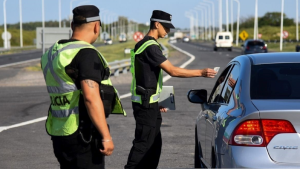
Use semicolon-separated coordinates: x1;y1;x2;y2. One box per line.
133;32;144;42
282;31;289;39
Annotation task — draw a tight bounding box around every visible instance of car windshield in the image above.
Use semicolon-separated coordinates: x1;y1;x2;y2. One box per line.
251;63;300;99
248;41;264;47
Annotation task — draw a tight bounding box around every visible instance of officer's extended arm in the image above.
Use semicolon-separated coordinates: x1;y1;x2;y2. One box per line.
160;60;216;78
80;79;114;156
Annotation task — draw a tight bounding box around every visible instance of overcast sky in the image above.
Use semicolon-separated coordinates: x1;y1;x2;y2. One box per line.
0;0;298;29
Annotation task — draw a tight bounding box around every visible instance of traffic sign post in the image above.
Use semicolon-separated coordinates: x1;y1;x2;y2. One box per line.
258;33;262;39
239;30;249;41
1;31;11;49
133;32;144;42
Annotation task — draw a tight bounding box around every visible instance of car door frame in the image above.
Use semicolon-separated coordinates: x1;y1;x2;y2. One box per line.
207;62;241;167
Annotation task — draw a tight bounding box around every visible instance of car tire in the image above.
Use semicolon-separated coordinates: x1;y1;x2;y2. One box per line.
228;47;232;51
195;128;205;168
214;47;217;51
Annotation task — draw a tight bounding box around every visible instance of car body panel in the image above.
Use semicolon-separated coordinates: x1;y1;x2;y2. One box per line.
191;53;300;168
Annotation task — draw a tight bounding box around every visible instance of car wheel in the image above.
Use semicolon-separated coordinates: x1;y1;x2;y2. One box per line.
214;47;217;51
228;48;232;51
195;128;205;168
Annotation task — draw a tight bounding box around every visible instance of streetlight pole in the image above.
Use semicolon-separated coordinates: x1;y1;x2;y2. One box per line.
296;0;299;41
196;6;208;40
231;0;233;35
199;3;211;40
218;0;223;32
3;0;8;49
234;0;240;46
204;0;215;39
203;0;215;38
42;0;45;53
190;9;199;39
19;0;23;47
226;0;229;31
280;0;284;51
254;0;258;39
58;0;61;28
185;11;194;39
194;8;205;40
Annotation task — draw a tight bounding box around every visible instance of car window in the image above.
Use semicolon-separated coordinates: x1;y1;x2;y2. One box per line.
248;41;264;47
225;36;230;40
251;63;300;99
220;64;240;104
218;36;223;40
209;65;232;103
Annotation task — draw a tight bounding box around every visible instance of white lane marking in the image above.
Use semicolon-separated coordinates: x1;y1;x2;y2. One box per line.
0;43;195;133
0;58;41;69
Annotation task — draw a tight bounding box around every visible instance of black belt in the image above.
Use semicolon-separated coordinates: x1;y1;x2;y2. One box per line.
136;86;156;108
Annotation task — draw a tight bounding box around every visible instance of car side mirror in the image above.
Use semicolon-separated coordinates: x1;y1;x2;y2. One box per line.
187;89;207;104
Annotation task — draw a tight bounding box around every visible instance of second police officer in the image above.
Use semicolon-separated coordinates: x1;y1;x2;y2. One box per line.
124;10;217;169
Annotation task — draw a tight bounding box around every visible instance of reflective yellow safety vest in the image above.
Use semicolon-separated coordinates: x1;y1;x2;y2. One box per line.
130;40;163;104
41;40;126;136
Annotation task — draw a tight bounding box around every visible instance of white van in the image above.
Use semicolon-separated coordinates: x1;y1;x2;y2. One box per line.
214;32;233;51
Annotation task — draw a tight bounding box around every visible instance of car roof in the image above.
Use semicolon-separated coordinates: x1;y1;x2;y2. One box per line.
247;52;300;65
245;39;264;42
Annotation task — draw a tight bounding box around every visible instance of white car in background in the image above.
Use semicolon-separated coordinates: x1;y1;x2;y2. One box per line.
104;38;113;45
214;32;233;51
182;37;190;43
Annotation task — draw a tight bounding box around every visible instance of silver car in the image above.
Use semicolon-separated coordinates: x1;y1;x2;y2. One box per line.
188;53;300;168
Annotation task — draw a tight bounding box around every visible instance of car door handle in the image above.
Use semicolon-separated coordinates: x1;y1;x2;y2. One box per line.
212;116;217;121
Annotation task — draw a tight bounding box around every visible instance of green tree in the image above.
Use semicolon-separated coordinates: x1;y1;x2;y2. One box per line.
259;12;294;27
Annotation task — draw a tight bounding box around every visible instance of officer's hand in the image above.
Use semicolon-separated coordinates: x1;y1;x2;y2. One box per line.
100;140;114;156
159;106;168;113
201;68;217;78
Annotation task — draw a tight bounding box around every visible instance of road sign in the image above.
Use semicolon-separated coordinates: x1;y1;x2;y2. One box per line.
282;30;289;39
133;31;144;42
1;31;11;40
239;30;249;41
101;32;109;40
258;33;262;39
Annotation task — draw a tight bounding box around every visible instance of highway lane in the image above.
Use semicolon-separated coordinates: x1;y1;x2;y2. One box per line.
0;41;241;169
0;43;105;67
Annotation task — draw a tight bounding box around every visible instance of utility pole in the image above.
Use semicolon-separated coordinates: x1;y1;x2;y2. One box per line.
219;0;223;32
280;0;284;51
226;0;229;31
19;0;23;47
234;0;240;46
296;0;299;41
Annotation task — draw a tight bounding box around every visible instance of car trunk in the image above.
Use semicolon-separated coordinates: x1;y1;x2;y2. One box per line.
252;100;300;164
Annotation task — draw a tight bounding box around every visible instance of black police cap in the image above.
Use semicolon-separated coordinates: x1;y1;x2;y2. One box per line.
72;5;100;24
150;10;175;29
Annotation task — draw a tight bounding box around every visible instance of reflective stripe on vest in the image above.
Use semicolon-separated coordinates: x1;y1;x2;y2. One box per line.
130;40;163;104
42;41;126;136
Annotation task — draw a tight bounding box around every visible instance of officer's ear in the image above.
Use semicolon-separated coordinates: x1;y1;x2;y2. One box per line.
93;21;100;34
154;22;160;29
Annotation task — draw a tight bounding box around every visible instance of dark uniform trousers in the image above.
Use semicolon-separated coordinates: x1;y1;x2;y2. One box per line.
125;102;162;169
52;130;105;169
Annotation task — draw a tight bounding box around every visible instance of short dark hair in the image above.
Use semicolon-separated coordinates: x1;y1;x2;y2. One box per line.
150;21;156;29
72;15;86;28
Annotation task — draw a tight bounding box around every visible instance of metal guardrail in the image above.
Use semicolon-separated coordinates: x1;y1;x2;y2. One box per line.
109;43;169;76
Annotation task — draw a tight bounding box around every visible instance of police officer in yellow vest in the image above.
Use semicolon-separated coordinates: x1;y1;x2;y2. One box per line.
41;5;125;169
124;10;216;169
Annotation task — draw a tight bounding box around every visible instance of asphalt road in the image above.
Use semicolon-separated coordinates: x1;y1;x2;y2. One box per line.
0;41;240;169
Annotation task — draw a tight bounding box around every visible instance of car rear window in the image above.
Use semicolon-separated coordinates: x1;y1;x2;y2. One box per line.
225;36;230;39
248;41;264;47
218;36;223;39
251;63;300;99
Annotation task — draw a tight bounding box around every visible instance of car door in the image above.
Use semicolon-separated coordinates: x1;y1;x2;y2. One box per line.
206;63;240;167
203;65;233;166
